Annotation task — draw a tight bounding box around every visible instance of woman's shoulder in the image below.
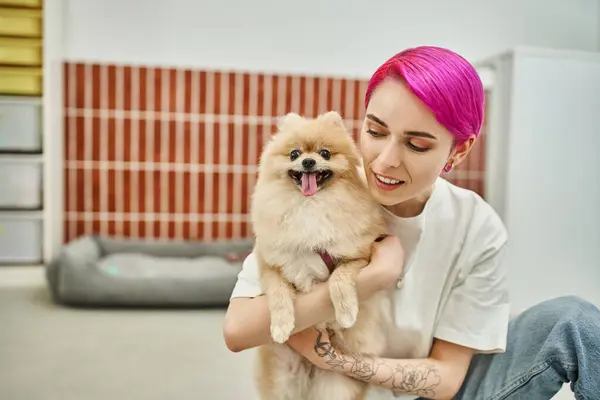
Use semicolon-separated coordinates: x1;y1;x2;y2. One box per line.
434;178;507;245
423;179;509;283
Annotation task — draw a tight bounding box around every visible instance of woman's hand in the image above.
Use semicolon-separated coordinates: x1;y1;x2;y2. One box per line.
361;235;405;293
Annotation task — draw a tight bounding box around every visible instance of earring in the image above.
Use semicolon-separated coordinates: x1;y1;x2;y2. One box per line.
443;160;454;173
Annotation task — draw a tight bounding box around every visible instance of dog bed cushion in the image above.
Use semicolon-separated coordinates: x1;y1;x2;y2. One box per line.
46;235;253;307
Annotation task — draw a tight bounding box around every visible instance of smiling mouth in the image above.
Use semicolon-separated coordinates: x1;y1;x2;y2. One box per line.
288;170;333;196
374;173;405;190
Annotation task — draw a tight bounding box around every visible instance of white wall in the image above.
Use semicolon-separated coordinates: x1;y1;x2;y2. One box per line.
481;48;600;314
63;0;600;77
598;0;600;50
485;50;600;400
508;50;600;311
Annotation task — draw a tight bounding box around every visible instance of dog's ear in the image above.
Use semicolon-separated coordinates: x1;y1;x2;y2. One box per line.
277;112;304;130
318;110;344;127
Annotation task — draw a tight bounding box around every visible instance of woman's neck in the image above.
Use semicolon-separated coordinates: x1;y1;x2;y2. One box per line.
385;185;434;218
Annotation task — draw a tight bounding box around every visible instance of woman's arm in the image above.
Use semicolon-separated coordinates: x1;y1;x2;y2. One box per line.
223;235;404;353
289;328;474;400
326;338;472;400
223;265;389;352
223;280;332;352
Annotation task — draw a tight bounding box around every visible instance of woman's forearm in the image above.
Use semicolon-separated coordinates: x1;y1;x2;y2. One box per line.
224;267;383;353
224;281;335;352
342;355;457;399
313;332;460;400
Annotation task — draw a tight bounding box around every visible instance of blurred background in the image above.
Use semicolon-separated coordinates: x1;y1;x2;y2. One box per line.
0;0;599;399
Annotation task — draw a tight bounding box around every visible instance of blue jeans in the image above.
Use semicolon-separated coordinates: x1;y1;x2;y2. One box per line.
451;296;600;400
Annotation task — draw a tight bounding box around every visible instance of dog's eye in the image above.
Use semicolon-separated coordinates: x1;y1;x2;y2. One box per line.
319;149;331;160
290;150;301;161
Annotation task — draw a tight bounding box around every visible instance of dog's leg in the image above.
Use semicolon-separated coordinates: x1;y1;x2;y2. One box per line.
257;344;312;400
261;266;297;343
309;369;368;400
328;259;368;329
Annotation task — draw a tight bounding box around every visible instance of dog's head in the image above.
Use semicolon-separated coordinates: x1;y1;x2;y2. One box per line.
259;111;361;197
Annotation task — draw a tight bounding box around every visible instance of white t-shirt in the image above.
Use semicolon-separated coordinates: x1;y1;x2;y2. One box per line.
229;177;510;400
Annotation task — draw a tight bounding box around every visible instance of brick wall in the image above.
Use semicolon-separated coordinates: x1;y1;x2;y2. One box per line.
63;62;486;243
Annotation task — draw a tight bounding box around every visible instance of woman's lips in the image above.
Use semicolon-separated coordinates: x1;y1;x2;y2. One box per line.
373;172;405;191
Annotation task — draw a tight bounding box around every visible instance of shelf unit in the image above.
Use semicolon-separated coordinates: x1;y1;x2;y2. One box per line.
0;0;64;267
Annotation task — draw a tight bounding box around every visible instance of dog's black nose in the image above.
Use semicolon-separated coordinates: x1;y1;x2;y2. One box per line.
302;158;316;169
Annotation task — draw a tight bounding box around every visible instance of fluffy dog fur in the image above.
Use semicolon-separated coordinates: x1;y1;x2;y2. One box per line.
251;111;393;400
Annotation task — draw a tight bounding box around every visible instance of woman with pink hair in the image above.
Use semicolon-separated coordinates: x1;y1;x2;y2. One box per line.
224;46;600;399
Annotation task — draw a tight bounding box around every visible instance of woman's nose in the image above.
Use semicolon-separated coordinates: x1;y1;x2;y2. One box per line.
377;142;402;168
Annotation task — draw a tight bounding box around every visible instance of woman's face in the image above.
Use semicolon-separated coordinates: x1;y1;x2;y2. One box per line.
359;78;473;215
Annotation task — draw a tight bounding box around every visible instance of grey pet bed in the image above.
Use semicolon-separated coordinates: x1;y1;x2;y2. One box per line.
46;235;253;307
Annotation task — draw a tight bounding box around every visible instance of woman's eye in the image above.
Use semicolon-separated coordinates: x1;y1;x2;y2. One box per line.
367;129;385;138
290;150;301;160
319;149;330;160
407;142;429;153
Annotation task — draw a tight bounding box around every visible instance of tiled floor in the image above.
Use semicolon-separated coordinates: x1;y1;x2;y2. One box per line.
0;280;258;400
0;270;573;400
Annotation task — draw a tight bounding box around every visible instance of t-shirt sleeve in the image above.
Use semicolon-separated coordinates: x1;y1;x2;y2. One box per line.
229;252;264;299
433;213;511;354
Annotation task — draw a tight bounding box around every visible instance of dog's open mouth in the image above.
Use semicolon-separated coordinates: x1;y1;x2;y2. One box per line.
288;170;333;196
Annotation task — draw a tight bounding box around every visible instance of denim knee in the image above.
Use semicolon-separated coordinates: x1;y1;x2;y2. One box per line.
539;295;600;338
546;295;598;315
518;295;598;334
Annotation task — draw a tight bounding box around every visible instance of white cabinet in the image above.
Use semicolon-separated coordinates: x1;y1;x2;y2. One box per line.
476;47;600;312
0;120;44;264
0;96;42;152
0;157;43;208
0;214;43;264
0;0;64;268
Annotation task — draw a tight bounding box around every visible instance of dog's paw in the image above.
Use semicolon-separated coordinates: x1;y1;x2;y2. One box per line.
329;265;362;329
270;312;295;343
335;302;358;329
332;290;359;329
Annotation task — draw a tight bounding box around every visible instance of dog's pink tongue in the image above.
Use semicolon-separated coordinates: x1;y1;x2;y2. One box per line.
301;173;318;196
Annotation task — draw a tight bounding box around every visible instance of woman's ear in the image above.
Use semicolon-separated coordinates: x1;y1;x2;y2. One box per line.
450;134;476;168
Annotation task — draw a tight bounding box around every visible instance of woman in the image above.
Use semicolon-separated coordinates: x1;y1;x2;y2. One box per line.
223;46;600;399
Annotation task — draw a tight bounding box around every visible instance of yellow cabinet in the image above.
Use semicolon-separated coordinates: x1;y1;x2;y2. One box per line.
0;0;42;7
0;67;43;95
0;37;41;65
0;8;42;37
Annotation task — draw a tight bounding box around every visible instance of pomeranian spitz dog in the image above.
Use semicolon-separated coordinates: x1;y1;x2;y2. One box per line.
251;111;393;400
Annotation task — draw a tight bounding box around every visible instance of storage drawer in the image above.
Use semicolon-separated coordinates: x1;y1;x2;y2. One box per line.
0;67;42;95
0;159;42;209
0;0;42;7
0;37;42;66
0;96;42;152
0;8;42;37
0;216;42;264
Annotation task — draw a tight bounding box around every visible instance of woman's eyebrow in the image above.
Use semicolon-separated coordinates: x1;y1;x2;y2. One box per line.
367;113;437;140
405;131;437;140
366;113;388;128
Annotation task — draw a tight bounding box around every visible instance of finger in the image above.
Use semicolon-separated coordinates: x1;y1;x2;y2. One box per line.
286;328;317;355
374;234;388;243
290;327;317;341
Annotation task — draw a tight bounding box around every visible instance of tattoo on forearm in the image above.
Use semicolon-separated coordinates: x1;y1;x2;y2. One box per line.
314;329;379;380
313;330;442;397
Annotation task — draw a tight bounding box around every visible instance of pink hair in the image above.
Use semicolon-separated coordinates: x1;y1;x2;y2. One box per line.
365;46;484;144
